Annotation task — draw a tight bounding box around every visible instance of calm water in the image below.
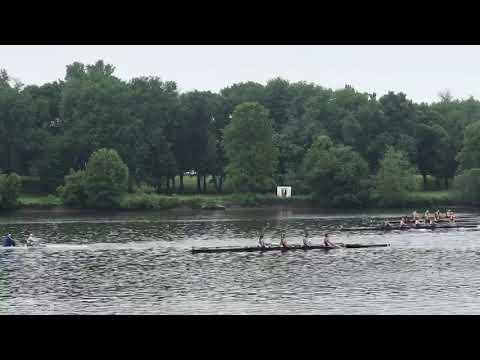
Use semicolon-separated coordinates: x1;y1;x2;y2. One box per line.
1;208;480;314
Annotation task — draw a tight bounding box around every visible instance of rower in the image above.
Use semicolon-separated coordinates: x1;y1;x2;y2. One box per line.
383;220;392;229
414;219;421;228
435;210;440;220
303;228;311;247
324;233;336;247
26;233;35;247
3;233;15;247
424;210;430;220
280;231;288;248
399;217;407;227
412;210;418;220
258;224;268;248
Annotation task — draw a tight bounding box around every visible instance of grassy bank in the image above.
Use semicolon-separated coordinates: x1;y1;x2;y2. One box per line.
19;194;63;207
117;192;313;210
403;191;456;208
16;192;312;210
13;190;462;211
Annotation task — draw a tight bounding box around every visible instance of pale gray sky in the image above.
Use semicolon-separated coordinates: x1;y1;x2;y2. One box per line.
1;45;479;103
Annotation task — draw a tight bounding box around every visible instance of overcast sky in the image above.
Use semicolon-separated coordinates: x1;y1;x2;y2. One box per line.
1;45;479;103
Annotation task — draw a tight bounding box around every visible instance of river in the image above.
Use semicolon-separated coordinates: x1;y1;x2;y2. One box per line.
1;208;480;314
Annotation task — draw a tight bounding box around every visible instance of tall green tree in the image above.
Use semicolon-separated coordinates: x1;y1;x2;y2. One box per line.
179;91;222;193
60;60;134;171
457;121;480;171
375;147;416;206
414;122;450;188
224;102;278;192
302;135;370;206
128;76;179;190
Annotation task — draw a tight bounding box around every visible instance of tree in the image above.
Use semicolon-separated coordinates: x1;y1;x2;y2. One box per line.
58;169;88;206
457;121;480;171
375;147;416;206
0;70;36;174
224;102;278;192
302;135;370;206
128;76;179;190
60;60;135;172
453;168;480;204
414;122;450;188
0;173;22;209
179;91;223;193
84;148;129;207
60;149;129;208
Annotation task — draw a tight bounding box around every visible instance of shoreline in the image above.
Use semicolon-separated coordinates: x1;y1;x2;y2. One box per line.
8;202;479;215
7;191;475;214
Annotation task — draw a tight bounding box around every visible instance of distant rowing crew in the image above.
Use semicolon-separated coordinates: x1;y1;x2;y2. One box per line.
411;209;456;222
382;209;458;229
257;224;339;249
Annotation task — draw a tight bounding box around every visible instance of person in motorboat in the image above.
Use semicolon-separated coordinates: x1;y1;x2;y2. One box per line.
3;233;16;247
280;231;288;248
303;228;311;247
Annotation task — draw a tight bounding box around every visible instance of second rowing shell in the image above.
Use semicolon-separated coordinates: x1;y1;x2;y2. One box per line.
338;224;478;231
191;243;389;254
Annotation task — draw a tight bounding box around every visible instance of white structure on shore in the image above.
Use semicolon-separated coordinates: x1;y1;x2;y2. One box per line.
277;186;292;198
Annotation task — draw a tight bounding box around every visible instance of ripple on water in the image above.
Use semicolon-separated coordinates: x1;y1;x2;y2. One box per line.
1;209;480;314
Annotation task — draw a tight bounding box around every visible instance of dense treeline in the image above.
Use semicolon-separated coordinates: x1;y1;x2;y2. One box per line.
2;60;480;207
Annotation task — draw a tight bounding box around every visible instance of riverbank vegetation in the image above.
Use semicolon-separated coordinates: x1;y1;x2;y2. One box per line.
2;61;480;210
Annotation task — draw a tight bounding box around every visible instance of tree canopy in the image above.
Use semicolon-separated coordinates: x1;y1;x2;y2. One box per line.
223;102;278;192
0;60;479;204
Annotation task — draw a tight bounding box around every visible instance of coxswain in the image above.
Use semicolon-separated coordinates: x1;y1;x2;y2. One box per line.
324;233;336;247
280;231;288;248
3;233;15;247
303;228;311;247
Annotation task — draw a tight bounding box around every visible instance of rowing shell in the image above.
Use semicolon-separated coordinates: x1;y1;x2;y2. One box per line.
338;224;478;231
191;243;389;254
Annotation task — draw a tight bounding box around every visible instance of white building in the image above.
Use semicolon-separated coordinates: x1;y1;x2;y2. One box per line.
276;186;292;198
